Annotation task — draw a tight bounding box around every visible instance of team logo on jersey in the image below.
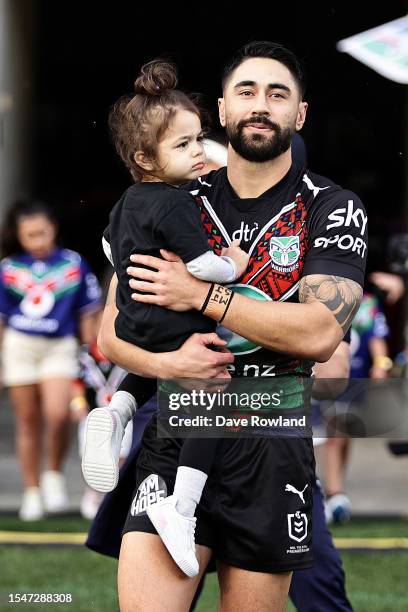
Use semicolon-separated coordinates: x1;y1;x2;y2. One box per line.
287;511;308;542
217;284;270;355
20;287;55;319
269;236;300;273
130;474;167;516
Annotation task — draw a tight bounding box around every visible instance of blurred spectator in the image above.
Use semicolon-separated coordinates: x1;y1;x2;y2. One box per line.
369;271;405;305
324;293;391;524
0;199;102;521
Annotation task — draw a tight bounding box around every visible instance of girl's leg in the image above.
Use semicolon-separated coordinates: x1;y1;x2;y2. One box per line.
40;377;72;472
82;374;156;492
9;384;42;487
40;377;72;512
146;439;220;577
174;438;220;516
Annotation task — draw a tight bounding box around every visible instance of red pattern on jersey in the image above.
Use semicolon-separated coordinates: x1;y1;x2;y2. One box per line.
196;197;228;255
196;194;308;301
242;195;308;300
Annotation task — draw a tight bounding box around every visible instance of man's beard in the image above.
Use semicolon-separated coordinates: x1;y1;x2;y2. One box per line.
226;115;294;162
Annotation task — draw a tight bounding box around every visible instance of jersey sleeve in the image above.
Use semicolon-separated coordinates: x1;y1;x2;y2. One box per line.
302;190;367;287
186;251;237;282
154;191;210;263
75;257;102;313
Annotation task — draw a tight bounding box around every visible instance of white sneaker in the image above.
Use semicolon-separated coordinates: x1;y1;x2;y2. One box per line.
19;487;44;521
80;487;104;520
41;471;70;513
146;494;199;577
325;493;351;525
81;408;124;492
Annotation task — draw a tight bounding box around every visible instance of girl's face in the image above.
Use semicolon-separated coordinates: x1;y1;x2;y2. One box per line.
154;110;206;186
17;214;57;259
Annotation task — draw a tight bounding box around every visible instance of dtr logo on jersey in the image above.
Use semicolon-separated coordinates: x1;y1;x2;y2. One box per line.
217;284;270;355
269;236;300;273
130;474;167;516
287;511;308;543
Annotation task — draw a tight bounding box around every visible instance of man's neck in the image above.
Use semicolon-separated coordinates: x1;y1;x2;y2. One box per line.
226;147;292;198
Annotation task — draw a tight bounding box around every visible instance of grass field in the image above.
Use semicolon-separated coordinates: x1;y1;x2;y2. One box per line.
0;516;407;611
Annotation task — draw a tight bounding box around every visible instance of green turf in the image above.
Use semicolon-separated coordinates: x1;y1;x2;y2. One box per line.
0;515;408;538
1;518;408;611
330;518;408;539
0;516;91;533
0;548;118;612
1;515;407;538
1;547;408;612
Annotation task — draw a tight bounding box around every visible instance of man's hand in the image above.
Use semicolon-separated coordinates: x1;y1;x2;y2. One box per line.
127;249;208;311
164;332;234;379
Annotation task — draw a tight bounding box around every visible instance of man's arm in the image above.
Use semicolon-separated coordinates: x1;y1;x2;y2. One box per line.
127;253;362;362
312;340;350;399
98;274;234;379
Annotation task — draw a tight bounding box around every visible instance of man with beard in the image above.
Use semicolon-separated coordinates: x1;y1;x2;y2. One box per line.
98;42;367;611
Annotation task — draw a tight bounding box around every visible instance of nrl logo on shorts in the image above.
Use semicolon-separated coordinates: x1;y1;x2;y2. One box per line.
287;510;308;542
130;474;167;516
269;236;300;273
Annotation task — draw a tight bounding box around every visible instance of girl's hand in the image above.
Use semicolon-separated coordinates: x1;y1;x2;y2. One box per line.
221;240;250;278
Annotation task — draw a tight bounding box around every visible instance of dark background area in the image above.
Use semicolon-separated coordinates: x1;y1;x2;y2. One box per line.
31;3;407;294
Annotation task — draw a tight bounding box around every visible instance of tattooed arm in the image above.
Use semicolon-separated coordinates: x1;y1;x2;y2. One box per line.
298;275;362;335
172;273;362;362
222;274;362;361
127;257;362;361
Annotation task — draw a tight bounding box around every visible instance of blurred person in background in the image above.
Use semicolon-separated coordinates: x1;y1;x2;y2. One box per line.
70;269;132;520
323;292;391;524
0;199;102;521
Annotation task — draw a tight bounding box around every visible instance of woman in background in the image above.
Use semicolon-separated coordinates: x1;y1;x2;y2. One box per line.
0;199;101;520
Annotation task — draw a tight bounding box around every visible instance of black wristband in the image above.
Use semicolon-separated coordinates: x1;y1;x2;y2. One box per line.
200;283;215;313
218;292;234;323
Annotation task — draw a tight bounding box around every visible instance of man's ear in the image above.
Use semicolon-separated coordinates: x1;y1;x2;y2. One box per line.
134;151;154;172
218;98;226;127
296;101;308;131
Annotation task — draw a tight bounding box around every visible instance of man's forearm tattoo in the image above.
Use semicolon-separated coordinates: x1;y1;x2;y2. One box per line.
299;274;363;332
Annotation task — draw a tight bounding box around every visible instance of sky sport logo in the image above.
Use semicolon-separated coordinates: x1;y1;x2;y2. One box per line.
130;474;167;516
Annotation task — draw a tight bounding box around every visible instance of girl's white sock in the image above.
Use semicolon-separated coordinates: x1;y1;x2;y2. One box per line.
173;465;208;517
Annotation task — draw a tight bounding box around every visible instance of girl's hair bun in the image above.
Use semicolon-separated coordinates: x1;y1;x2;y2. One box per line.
134;59;178;96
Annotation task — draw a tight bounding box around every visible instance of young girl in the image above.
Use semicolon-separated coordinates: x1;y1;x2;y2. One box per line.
0;199;102;520
82;59;248;576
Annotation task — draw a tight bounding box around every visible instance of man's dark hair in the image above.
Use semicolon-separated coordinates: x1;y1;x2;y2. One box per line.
222;41;305;97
